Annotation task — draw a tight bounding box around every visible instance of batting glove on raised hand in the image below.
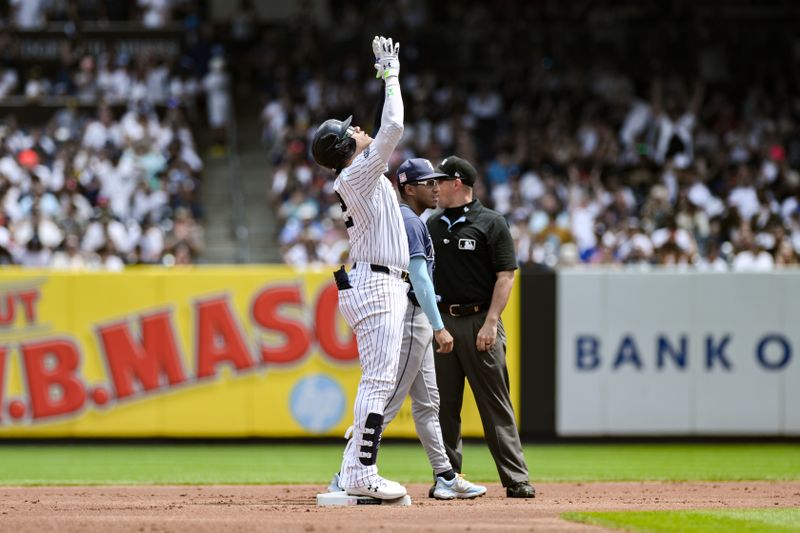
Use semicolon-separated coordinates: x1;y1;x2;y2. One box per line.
372;35;382;65
373;36;400;79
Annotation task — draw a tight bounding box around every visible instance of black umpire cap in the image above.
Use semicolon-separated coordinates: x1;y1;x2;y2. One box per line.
311;115;356;171
437;155;477;186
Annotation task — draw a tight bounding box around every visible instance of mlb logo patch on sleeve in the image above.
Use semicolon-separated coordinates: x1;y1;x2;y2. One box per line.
458;239;476;250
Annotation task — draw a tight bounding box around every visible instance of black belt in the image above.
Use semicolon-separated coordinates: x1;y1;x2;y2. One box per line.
438;302;489;317
408;293;420;307
369;263;410;283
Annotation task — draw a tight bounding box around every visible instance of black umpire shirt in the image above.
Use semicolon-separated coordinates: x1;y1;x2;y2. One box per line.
427;199;518;305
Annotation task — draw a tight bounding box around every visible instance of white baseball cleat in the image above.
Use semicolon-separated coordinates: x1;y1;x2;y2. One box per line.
432;474;487;500
345;476;407;500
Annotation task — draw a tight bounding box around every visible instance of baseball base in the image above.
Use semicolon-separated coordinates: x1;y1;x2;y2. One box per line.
316;491;412;507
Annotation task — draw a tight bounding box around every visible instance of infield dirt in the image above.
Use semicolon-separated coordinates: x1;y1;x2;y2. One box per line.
0;481;798;532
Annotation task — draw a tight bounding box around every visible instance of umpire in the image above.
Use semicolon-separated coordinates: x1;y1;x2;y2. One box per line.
427;155;535;498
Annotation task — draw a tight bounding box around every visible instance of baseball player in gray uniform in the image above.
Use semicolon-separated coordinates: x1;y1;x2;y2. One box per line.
329;158;487;499
310;36;408;500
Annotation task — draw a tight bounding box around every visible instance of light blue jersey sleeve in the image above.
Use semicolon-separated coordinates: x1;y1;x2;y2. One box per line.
408;256;444;331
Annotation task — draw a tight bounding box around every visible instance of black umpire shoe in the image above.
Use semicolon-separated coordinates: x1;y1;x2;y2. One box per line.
506;481;536;498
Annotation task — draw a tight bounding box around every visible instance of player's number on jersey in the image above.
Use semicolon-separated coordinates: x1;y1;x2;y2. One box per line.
336;193;354;228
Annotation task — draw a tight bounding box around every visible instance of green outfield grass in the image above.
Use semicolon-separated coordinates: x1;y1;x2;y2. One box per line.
562;509;800;532
0;443;797;485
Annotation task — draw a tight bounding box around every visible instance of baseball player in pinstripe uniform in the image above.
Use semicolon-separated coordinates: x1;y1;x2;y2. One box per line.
310;36;408;500
329;158;487;500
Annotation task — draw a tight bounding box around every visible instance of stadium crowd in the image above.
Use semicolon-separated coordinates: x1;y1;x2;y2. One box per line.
5;0;196;30
0;100;206;268
260;0;800;271
0;1;218;268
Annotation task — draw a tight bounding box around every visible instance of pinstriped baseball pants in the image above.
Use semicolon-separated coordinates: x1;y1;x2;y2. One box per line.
337;265;409;489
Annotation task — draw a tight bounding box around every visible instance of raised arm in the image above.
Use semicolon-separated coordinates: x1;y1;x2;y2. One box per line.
371;36;404;165
371;73;385;137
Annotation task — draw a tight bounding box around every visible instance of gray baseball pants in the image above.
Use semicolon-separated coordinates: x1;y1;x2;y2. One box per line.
382;301;452;475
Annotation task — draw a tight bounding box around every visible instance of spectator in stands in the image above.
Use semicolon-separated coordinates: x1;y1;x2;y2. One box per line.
139;0;174;28
23;66;50;101
732;231;774;272
775;238;799;266
0;62;18;99
164;206;204;262
10;0;48;29
0;219;13;264
169;57;201;108
73;55;99;102
203;56;231;155
82;105;122;150
696;240;729;272
52;234;88;270
13;202;63;252
652;80;704;166
18;234;51;267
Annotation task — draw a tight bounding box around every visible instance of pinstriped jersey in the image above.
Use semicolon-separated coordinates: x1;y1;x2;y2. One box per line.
334;121;409;270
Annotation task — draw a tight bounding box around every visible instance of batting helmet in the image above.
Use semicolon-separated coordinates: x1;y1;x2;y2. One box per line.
311;116;356;172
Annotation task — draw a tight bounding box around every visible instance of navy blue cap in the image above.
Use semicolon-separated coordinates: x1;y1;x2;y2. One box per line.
397;158;448;185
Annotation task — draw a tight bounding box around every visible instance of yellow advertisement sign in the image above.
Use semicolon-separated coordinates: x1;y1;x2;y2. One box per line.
0;267;519;438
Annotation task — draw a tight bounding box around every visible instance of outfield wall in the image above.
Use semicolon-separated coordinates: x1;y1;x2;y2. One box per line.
551;270;800;437
0;267;520;438
3;267;795;439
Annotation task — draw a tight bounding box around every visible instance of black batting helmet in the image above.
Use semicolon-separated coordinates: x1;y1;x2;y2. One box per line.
311;115;356;172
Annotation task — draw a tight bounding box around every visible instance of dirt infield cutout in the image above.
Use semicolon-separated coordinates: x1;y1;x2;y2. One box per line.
0;482;798;532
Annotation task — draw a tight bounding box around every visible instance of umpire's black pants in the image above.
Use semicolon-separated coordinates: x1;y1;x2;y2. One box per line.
434;311;529;487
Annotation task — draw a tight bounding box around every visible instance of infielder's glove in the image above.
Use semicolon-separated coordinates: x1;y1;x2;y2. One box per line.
372;35;400;79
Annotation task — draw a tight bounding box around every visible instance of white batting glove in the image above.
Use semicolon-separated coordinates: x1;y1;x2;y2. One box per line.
372;35;383;79
373;36;400;79
372;35;382;61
